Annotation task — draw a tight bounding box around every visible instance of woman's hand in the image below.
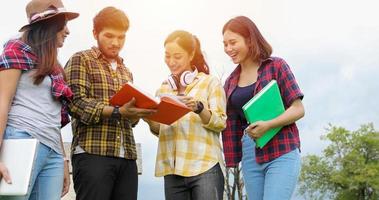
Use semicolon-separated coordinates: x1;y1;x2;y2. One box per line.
245;121;272;139
0;162;12;184
61;160;70;197
177;96;198;112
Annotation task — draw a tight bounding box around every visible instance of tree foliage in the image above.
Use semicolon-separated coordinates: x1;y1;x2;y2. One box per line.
299;123;379;200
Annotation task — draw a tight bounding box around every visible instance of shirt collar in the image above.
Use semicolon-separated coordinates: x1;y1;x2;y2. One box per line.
91;46;124;64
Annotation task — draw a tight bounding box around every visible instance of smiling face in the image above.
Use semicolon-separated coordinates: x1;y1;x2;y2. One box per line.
223;30;251;64
94;27;126;61
164;41;193;75
56;25;69;48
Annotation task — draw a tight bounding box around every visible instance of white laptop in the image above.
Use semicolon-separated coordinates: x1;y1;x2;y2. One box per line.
0;138;39;196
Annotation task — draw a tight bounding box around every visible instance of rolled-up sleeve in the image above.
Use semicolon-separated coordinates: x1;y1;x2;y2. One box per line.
277;59;304;108
65;54;105;125
202;76;227;132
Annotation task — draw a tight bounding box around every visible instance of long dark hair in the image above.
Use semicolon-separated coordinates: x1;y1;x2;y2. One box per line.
164;30;209;74
223;16;272;62
21;14;66;84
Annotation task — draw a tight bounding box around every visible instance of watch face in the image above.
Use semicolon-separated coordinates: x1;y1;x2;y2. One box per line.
111;107;121;119
195;101;204;114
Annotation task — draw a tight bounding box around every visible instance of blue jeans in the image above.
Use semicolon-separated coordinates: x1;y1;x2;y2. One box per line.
0;126;64;200
241;134;301;200
164;164;224;200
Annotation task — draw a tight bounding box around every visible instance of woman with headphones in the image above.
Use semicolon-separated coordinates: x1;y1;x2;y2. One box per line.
145;30;226;200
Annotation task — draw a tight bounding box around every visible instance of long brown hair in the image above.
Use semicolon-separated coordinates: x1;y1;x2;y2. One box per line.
223;16;272;62
21;15;66;84
164;30;209;74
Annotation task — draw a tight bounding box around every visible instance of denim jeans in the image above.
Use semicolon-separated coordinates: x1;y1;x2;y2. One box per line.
164;163;224;200
0;126;64;200
241;134;301;200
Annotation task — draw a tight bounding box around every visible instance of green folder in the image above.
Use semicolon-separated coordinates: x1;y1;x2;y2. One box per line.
242;80;285;148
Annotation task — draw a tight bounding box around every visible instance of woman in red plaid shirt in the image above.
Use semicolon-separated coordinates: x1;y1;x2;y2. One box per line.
0;0;78;199
222;16;305;200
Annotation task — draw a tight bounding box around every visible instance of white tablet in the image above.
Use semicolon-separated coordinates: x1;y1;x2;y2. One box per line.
0;139;39;196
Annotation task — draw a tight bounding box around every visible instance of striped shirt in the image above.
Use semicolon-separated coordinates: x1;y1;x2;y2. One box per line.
155;73;227;177
64;47;137;159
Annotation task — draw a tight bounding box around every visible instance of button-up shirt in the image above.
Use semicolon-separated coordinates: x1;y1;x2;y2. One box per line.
222;57;304;166
155;73;227;177
65;47;137;159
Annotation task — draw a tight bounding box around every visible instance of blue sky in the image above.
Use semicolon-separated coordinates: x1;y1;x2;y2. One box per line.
1;0;378;199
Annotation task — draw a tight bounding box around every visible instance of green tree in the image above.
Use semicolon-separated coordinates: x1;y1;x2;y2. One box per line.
299;123;379;200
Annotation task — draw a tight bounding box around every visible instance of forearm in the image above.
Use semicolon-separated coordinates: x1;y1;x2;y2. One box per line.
198;108;211;124
0;99;10;145
269;99;305;129
0;109;8;146
145;119;160;136
102;105;115;118
69;97;105;125
200;77;227;132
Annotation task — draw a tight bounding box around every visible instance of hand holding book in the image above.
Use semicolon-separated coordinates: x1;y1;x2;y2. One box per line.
244;120;272;140
119;98;157;119
175;96;199;112
110;83;191;125
242;80;285;148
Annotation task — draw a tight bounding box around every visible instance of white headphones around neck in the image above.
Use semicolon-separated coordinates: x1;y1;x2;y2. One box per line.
167;68;198;90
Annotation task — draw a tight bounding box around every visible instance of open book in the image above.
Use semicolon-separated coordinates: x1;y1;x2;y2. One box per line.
109;83;191;125
242;80;285;148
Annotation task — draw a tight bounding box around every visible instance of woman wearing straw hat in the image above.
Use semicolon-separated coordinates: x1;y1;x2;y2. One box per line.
0;0;78;199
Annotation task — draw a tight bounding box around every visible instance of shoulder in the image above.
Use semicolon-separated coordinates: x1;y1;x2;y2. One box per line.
70;48;95;60
196;73;224;93
263;56;286;67
260;56;292;74
1;39;36;71
2;39;31;54
205;73;221;84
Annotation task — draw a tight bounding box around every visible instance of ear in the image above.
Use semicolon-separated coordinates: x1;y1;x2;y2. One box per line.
92;29;98;40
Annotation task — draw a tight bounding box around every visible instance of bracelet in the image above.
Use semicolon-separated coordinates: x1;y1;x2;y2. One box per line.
63;157;70;162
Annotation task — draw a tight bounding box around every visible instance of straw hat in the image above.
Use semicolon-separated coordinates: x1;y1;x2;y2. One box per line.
19;0;79;32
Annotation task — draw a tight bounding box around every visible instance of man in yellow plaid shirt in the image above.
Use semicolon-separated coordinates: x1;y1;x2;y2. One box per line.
65;7;155;200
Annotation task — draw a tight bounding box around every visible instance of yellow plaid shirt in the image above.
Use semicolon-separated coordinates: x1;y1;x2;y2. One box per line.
155;72;227;177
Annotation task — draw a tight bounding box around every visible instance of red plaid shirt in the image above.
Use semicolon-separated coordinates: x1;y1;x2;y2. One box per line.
222;57;304;166
0;39;72;127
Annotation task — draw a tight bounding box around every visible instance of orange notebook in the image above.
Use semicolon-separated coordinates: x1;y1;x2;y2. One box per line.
110;83;191;125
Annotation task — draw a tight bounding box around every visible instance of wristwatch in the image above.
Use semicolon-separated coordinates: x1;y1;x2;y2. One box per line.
111;106;121;120
194;101;204;114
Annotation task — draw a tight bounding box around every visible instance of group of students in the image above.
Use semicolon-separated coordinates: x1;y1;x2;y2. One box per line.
0;0;305;200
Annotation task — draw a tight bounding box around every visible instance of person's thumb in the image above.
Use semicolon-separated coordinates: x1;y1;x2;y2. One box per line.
125;97;136;107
